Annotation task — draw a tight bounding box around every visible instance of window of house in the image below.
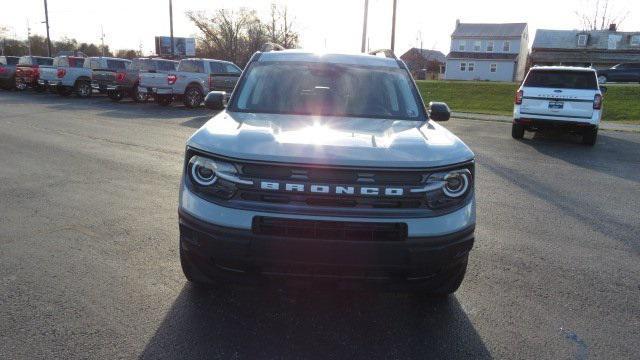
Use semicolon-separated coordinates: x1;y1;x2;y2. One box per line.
474;41;481;52
578;34;588;46
631;35;640;46
490;63;497;73
487;41;494;52
468;62;475;72
458;41;466;51
460;62;467;72
503;41;511;52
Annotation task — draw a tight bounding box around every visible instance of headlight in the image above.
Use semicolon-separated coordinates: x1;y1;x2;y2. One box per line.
421;168;473;209
187;155;248;199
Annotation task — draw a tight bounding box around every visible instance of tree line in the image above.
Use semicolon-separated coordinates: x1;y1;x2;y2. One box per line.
1;4;299;65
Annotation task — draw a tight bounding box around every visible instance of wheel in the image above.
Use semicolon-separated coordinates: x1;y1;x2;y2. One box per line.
75;80;92;98
155;94;173;106
512;123;525;139
582;128;598;146
180;243;215;288
183;85;203;108
108;90;124;102
131;85;148;103
423;256;468;297
597;75;608;84
57;86;73;97
15;78;27;91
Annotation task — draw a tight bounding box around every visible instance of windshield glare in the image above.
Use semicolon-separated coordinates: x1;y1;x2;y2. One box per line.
233;62;422;120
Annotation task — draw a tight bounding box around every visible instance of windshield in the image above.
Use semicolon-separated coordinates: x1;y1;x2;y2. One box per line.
232;62;422;120
524;70;598;90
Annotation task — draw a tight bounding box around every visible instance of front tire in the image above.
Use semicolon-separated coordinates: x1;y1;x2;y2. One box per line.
422;256;468;297
131;85;148;103
180;244;215;289
512;123;525;139
15;78;27;91
183;85;203;108
582;128;598;146
75;80;92;98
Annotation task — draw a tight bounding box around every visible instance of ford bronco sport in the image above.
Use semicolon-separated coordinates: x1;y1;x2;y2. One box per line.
178;50;476;295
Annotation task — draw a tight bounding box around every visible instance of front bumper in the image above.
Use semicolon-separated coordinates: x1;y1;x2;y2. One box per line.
179;209;474;290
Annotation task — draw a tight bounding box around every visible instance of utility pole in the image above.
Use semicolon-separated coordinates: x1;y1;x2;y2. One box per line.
43;0;52;57
390;0;397;52
169;0;174;58
361;0;369;53
26;19;32;56
100;25;105;56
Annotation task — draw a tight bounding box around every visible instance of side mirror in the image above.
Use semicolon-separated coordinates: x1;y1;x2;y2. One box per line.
428;101;451;122
600;86;608;95
204;91;227;110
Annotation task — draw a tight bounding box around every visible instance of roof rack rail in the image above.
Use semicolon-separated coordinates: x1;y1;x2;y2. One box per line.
368;49;397;59
260;43;285;52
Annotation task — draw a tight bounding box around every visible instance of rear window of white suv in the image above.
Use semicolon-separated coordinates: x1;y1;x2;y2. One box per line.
524;70;598;90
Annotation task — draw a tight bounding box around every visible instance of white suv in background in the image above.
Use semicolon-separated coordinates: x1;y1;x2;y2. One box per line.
513;66;604;146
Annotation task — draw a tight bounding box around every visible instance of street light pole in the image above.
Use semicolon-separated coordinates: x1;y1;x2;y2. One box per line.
361;0;369;53
169;0;174;58
43;0;52;57
390;0;397;52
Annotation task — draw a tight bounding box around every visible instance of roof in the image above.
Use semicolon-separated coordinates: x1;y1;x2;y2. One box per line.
452;23;527;38
529;66;596;72
447;52;519;61
258;50;401;68
533;29;640;51
400;48;446;63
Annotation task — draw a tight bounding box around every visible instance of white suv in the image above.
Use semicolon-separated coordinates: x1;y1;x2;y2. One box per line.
513;66;604;146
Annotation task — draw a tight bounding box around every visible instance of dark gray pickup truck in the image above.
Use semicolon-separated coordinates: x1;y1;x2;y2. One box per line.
107;57;178;102
0;56;20;90
89;57;131;94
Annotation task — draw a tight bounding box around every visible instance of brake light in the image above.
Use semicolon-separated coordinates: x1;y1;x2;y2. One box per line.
167;74;177;85
515;90;523;105
593;94;602;110
116;72;126;82
57;68;66;78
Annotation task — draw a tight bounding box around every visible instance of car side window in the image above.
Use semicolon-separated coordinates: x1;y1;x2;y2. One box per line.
209;62;225;74
224;63;241;74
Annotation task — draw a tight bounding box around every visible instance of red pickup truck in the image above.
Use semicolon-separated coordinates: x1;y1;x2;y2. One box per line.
14;56;54;91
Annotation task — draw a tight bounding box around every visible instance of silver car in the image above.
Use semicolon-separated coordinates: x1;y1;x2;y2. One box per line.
178;49;475;296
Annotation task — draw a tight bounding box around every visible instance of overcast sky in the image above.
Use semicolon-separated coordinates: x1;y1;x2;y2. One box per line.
1;0;638;56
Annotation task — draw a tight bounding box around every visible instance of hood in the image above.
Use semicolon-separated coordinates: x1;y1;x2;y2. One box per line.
186;111;474;168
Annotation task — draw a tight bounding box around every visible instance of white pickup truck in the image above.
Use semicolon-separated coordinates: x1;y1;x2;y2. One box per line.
39;56;130;98
138;58;241;107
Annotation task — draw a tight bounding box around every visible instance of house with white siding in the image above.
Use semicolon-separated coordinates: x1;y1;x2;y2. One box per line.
445;21;529;82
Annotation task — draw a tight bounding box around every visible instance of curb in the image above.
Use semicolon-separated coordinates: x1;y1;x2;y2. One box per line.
451;112;640;133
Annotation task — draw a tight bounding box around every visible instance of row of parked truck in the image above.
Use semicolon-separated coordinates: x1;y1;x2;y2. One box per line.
0;55;242;108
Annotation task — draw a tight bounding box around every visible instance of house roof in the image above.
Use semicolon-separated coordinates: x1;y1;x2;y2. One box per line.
533;29;640;51
400;48;446;63
452;23;528;38
446;52;519;61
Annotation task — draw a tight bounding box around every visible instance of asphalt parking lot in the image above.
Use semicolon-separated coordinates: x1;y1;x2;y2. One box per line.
1;90;639;359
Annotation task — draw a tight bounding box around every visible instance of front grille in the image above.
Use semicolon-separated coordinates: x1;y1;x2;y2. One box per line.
252;217;407;242
241;164;424;185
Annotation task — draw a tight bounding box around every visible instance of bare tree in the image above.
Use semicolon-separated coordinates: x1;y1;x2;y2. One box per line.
576;0;629;31
187;5;299;67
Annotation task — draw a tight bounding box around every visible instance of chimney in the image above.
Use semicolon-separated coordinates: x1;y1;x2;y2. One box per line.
609;23;617;32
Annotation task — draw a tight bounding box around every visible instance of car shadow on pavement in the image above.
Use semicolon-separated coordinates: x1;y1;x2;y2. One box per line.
520;131;640;184
140;284;491;359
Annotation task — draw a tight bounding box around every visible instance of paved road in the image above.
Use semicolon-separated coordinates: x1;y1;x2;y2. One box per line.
1;91;638;359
